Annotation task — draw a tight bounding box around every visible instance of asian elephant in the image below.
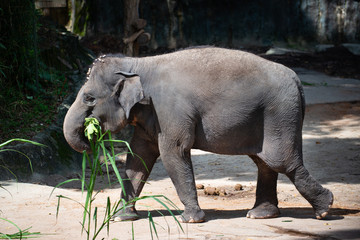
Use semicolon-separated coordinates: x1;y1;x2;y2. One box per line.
63;47;333;223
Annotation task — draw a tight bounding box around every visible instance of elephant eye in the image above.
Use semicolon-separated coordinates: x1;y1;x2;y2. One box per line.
84;94;96;106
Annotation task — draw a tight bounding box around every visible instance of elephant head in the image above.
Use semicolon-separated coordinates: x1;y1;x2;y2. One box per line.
63;60;145;152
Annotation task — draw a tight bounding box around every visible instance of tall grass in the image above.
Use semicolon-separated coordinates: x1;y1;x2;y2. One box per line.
0;139;45;178
53;118;182;239
0;218;41;239
0;139;45;239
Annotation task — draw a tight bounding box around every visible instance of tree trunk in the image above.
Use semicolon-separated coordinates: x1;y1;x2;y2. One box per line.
167;0;177;49
123;0;150;56
123;0;139;56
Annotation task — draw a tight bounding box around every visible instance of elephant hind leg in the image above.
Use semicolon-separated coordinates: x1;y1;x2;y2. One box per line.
286;165;333;219
112;128;160;222
247;155;280;219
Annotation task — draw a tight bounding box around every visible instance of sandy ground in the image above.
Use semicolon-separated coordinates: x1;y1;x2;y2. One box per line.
1;102;359;240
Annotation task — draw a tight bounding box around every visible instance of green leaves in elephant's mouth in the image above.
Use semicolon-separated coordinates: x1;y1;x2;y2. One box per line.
84;117;101;141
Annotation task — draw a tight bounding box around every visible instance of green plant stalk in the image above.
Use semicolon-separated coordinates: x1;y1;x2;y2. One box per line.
0;138;46;148
0;138;46;173
0;164;17;181
0;138;45;239
54;118;183;239
0;217;41;239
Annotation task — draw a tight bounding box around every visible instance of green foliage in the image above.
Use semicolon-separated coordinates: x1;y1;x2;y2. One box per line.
0;57;70;141
0;87;63;141
0;42;7;79
72;0;90;37
53;118;183;239
0;1;42;141
0;4;94;142
0;0;40;92
0;1;94;143
84;118;100;141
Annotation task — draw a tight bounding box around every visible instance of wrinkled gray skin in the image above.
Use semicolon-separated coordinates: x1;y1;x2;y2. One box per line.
63;47;333;223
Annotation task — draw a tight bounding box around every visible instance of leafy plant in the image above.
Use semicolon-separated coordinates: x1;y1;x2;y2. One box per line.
0;2;76;143
53;118;183;239
0;43;7;79
0;0;39;93
0;69;67;142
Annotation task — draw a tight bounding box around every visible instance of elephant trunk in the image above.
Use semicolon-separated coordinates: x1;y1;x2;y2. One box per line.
63;103;91;153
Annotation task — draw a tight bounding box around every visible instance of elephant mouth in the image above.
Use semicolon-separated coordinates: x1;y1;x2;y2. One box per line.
64;108;119;154
73;117;109;153
74;128;92;153
65;125;92;153
78;127;92;152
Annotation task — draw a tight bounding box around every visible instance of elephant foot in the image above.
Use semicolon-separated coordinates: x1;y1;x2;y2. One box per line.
111;206;140;222
178;209;205;223
246;202;280;219
314;189;333;220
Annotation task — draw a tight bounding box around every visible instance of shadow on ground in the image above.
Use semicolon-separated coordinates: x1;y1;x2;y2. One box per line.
135;207;360;220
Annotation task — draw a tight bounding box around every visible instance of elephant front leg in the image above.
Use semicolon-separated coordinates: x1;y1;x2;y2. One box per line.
112;132;159;222
158;135;205;223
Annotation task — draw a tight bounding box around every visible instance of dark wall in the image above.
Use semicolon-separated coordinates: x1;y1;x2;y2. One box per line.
140;0;360;48
86;0;124;35
142;0;313;48
82;0;360;48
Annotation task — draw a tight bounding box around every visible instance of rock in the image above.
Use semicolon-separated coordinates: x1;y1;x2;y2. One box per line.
136;32;151;46
204;186;217;195
234;184;243;191
341;43;360;56
217;188;227;197
204;186;227;196
265;47;308;55
196;183;204;190
315;44;335;53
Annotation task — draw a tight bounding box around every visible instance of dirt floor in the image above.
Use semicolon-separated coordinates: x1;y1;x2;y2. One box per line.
0;101;359;239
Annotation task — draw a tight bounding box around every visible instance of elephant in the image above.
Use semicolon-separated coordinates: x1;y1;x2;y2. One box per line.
63;47;333;223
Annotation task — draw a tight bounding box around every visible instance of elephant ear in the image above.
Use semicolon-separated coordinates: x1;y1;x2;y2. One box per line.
114;72;146;119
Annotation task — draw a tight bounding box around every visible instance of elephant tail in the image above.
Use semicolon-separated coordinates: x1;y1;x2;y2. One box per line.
294;75;306;125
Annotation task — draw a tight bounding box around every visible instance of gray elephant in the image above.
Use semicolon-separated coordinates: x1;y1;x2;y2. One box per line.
63;47;333;223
